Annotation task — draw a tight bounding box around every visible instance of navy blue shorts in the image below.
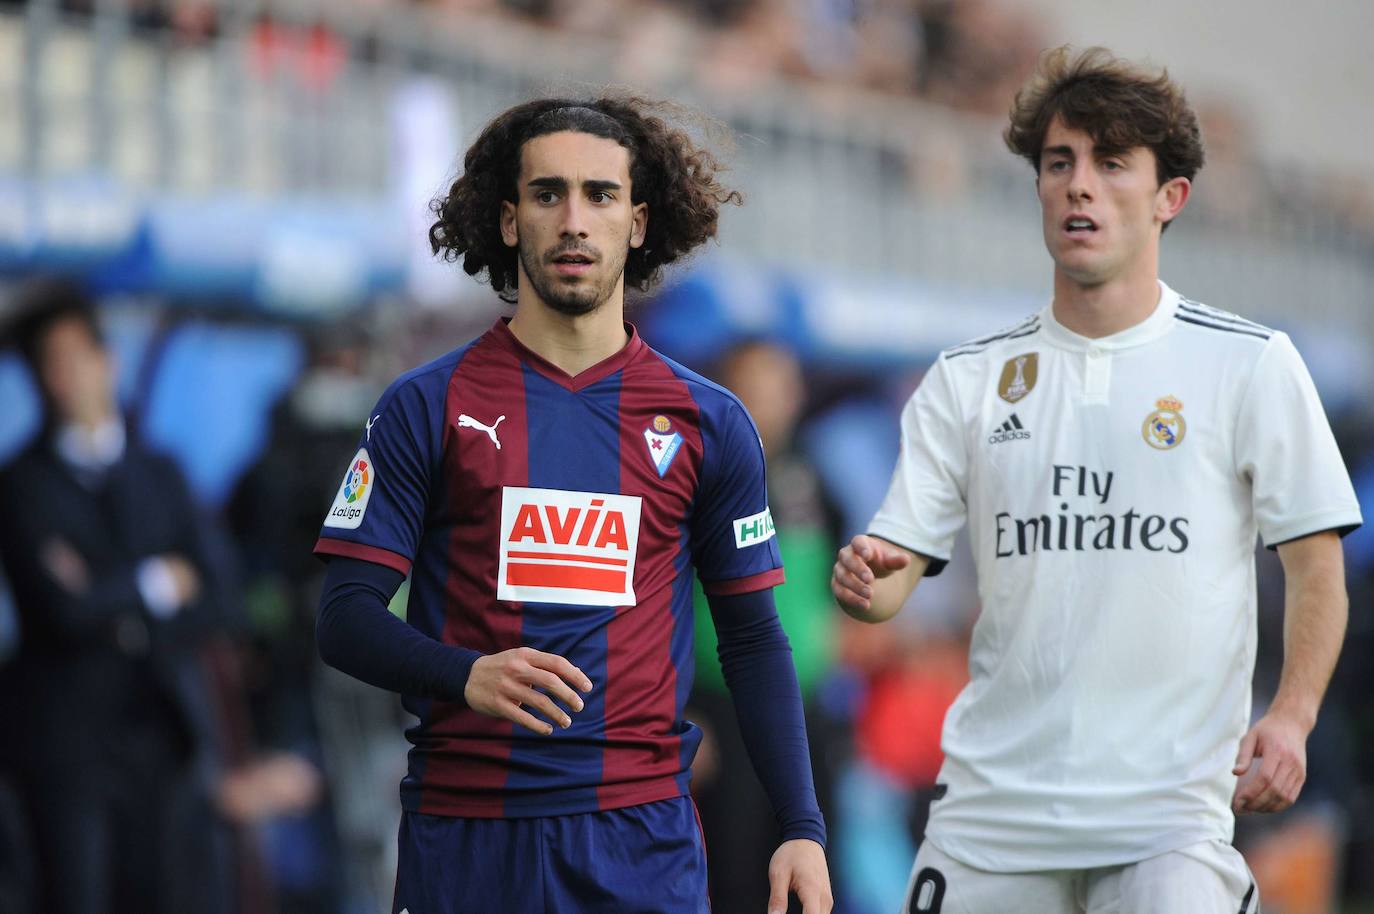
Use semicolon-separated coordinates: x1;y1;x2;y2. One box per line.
392;796;710;914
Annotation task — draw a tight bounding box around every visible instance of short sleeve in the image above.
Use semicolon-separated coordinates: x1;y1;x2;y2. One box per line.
867;356;970;575
691;401;785;596
1235;332;1363;548
314;377;437;575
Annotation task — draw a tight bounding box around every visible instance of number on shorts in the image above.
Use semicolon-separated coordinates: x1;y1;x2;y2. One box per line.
909;867;947;913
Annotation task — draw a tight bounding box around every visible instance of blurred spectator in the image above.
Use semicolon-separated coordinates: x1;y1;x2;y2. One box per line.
0;280;234;914
688;338;849;914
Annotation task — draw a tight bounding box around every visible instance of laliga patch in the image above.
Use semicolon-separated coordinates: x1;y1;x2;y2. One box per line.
497;487;642;606
324;448;375;530
643;415;683;478
733;507;776;549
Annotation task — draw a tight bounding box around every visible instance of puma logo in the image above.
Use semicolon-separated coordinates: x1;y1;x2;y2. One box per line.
458;414;506;450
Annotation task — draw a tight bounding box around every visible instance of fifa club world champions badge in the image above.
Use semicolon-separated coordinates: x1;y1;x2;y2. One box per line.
999;353;1039;403
1143;396;1186;450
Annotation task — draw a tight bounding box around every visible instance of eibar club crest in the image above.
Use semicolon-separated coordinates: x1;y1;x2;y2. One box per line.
1143;396;1187;450
999;353;1039;403
644;414;683;478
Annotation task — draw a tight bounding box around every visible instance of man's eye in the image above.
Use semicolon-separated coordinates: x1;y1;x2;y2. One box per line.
1047;160;1069;173
590;191;610;203
536;191;559;204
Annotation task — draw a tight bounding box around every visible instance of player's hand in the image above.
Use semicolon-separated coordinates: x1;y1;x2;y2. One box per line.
767;838;832;914
1232;709;1309;814
464;647;593;736
831;534;911;615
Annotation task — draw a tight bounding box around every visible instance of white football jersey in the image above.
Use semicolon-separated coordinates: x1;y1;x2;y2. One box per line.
869;281;1362;871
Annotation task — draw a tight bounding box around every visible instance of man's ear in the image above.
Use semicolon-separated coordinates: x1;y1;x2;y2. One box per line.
630;202;648;249
1156;176;1191;225
501;200;518;248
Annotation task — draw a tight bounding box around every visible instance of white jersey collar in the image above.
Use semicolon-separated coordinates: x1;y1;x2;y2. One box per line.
1039;280;1179;352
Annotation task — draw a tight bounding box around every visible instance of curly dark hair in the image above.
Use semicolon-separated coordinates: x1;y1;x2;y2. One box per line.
1005;46;1204;194
429;95;742;300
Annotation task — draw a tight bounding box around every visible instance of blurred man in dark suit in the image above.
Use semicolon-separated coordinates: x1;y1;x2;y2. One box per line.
0;281;228;914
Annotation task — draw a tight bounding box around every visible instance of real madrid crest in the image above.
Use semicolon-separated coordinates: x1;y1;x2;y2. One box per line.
999;353;1039;403
1143;396;1186;450
644;414;683;478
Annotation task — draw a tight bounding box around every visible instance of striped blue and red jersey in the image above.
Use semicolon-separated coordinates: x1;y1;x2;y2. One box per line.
314;319;783;818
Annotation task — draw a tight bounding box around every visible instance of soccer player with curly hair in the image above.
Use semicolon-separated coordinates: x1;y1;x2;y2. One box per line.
832;47;1361;912
315;96;832;914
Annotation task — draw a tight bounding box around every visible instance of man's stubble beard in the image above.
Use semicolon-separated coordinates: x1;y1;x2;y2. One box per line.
518;235;631;317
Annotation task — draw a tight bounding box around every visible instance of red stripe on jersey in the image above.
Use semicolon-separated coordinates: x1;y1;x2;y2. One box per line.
313;537;412;576
420;334;531;815
505;563;628;592
598;352;704;806
702;567;786;596
505;550;629;567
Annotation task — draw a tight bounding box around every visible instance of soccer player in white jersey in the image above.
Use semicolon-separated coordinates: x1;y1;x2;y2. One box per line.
831;46;1363;913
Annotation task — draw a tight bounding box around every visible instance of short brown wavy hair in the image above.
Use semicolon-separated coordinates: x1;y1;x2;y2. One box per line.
1005;46;1204;189
429;95;742;300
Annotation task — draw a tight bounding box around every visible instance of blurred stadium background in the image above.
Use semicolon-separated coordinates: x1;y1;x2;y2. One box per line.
1;1;1372;913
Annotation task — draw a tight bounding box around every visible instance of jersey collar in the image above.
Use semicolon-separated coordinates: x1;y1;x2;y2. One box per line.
489;317;647;392
1039;280;1180;352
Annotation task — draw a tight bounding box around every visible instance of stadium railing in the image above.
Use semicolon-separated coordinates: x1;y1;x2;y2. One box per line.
3;0;1370;339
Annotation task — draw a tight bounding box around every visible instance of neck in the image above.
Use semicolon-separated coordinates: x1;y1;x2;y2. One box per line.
508;286;630;377
1051;254;1162;339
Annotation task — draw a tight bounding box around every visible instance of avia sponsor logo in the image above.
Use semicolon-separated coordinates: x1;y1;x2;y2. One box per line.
989;414;1031;445
497;487;642;607
993;464;1190;558
323;448;375;530
733;507;776;549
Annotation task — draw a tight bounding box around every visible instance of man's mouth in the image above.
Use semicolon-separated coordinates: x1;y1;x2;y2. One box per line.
551;251;596;277
1064;215;1099;235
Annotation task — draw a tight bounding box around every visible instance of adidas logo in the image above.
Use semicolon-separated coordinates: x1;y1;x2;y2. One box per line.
988;413;1031;445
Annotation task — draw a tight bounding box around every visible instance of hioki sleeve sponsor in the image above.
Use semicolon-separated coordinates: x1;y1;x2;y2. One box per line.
496;487;642;607
689;400;783;587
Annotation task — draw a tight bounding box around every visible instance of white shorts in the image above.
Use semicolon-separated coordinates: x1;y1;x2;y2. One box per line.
903;839;1258;914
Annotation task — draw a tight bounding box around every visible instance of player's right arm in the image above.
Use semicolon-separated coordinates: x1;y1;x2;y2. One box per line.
313;371;590;735
317;556;591;736
831;534;929;623
835;354;968;623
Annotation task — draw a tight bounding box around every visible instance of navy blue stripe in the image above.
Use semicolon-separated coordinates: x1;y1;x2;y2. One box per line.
945;317;1040;355
500;365;620;813
1178;301;1272;333
946;324;1042;359
1175;314;1272;340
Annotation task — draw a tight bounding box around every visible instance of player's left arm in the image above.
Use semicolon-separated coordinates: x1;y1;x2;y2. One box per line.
707;588;832;914
1232;529;1348;814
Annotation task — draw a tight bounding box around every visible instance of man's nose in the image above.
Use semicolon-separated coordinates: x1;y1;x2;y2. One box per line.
560;196;590;238
1068;161;1095;202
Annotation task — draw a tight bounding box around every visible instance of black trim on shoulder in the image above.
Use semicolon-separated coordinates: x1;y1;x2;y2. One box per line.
1178;301;1273;334
945;323;1042;360
944;316;1040;358
1174;314;1272;340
